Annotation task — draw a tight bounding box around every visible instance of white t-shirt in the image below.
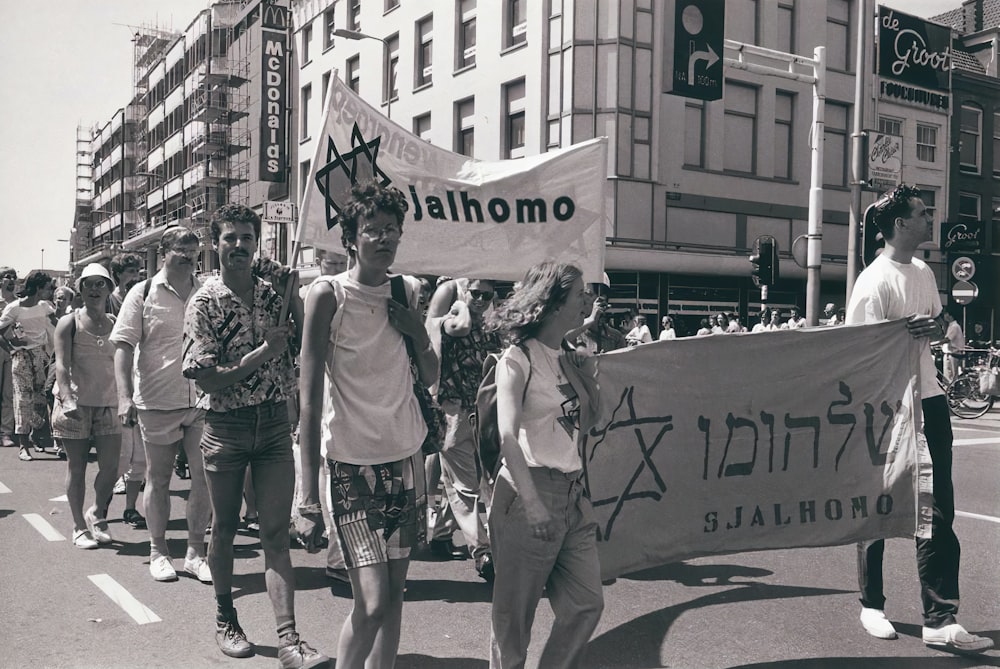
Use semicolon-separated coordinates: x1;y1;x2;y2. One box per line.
319;273;426;465
845;254;943;399
501;340;582;474
0;301;54;351
658;328;676;341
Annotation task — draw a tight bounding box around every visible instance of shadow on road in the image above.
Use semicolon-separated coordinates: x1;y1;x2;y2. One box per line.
402;577;493;604
0;509;14;519
583;582;852;668
395;654;488;668
726;655;1000;668
623;560;773;586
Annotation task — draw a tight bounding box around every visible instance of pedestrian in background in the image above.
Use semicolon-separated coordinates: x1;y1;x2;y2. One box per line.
0;267;19;447
485;260;604;669
52;264;121;549
625;314;652;346
658;315;677;341
941;311;965;383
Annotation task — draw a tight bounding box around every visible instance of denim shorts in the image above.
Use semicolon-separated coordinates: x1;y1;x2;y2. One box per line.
51;400;121;440
200;401;293;473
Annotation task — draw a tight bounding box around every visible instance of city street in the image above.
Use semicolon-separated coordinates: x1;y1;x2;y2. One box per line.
0;409;997;668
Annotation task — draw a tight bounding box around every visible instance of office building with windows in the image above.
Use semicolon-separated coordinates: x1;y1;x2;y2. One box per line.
289;1;955;332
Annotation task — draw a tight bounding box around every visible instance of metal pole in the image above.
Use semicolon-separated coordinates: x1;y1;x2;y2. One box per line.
806;46;826;327
847;0;871;306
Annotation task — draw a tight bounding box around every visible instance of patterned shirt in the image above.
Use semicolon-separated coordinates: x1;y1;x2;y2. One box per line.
437;319;501;409
182;276;296;412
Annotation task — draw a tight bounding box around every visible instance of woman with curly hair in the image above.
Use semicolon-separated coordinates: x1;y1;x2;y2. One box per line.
485;260;604;669
0;270;57;460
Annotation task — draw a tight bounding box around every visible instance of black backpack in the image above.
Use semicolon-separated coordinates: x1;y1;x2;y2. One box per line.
471;344;530;483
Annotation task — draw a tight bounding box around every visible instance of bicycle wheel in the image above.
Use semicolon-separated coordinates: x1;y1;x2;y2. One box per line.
947;374;994;419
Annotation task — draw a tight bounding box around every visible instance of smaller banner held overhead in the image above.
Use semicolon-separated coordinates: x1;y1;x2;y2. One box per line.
296;76;608;282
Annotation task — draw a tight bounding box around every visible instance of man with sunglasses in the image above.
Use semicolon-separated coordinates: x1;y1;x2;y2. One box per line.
425;277;501;580
0;267;17;446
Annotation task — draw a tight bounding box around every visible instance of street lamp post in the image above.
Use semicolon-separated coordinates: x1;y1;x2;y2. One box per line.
332;29;392;119
40;248;44;270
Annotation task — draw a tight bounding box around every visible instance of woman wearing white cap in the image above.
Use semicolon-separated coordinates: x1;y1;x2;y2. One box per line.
52;263;123;549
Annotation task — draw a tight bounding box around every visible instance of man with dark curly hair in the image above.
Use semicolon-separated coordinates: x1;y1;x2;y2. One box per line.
183;204;327;668
847;184;992;654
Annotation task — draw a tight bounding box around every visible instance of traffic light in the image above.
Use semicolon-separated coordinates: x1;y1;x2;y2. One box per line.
749;236;779;286
861;201;884;267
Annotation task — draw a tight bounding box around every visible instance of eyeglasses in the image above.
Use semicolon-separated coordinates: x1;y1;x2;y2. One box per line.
1;273;15;280
169;246;200;257
82;279;110;290
469;289;494;301
359;224;402;241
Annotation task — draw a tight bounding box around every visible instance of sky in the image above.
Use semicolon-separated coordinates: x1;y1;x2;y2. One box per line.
0;0;965;276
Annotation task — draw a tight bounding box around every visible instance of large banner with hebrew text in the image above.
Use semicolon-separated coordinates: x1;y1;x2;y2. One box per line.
296;76;608;283
585;320;933;580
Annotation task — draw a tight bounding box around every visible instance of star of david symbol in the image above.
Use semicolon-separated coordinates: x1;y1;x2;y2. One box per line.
582;386;672;541
314;122;392;230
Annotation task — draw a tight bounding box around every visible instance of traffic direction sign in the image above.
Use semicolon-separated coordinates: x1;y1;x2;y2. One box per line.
663;0;725;101
952;280;978;305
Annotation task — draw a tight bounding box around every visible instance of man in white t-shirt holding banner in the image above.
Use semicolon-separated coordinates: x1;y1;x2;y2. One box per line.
846;184;992;654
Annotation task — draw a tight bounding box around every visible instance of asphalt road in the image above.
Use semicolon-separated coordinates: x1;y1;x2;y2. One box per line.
0;408;997;669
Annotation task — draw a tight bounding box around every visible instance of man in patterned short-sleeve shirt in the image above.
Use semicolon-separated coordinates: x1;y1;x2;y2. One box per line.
182;203;328;668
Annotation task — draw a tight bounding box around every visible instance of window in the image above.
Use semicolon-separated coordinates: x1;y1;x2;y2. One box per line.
916;124;937;162
506;0;527;48
300;159;311;201
775;91;794;179
504;79;526;158
456;97;475;156
958;192;980;224
301;24;313;65
776;0;795;53
992;197;1000;254
321;71;332;107
724;82;757;173
960;105;982;172
349;1;361;31
684;101;705;167
994;112;1000;177
878;116;902;137
300;84;312;140
726;0;759;45
824;102;850;187
919;188;937;222
386;34;399;101
324;8;336;50
457;0;477;70
347;56;360;92
385;0;399;11
414;113;431;141
826;0;851;72
416;17;433;88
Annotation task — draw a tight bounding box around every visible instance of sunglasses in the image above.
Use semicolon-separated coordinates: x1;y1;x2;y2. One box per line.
469;289;494;301
1;274;15;280
82;278;110;290
359;224;402;241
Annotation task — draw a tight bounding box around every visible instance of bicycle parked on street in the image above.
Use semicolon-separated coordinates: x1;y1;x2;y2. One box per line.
935;346;998;420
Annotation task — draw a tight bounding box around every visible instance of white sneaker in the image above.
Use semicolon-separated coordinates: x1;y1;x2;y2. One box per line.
183;556;213;583
860;607;897;639
923;623;994;653
150;555;178;582
72;529;99;550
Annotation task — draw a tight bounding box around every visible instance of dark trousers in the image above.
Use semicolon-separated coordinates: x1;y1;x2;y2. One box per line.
857;394;960;628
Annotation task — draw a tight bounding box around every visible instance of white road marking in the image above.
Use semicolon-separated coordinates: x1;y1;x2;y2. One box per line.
49;494;68;502
22;513;65;541
0;481;10;494
956;510;1000;524
953;437;998;447
88;574;162;625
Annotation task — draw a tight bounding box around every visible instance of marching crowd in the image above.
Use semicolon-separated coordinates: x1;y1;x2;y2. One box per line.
0;181;993;667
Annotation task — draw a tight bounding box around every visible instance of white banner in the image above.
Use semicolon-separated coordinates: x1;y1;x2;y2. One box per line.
296;76;608;282
583;320;933;580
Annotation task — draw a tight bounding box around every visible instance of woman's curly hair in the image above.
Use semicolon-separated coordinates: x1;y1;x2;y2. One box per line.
338;179;409;254
486;261;582;344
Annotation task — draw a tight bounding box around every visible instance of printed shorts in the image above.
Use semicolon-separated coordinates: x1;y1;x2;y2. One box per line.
328;451;426;569
51;400;121;440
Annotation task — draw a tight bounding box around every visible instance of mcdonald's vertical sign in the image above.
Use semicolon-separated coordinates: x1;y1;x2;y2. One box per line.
260;2;289;182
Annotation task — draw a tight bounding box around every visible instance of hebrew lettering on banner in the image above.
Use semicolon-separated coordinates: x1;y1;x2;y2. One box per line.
579;320;932;580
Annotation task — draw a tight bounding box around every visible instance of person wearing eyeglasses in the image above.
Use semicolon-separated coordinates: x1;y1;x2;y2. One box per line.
0;269;57;460
112;228;211;581
423;276;501;579
51;263;122;549
0;267;18;447
297;179;437;668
